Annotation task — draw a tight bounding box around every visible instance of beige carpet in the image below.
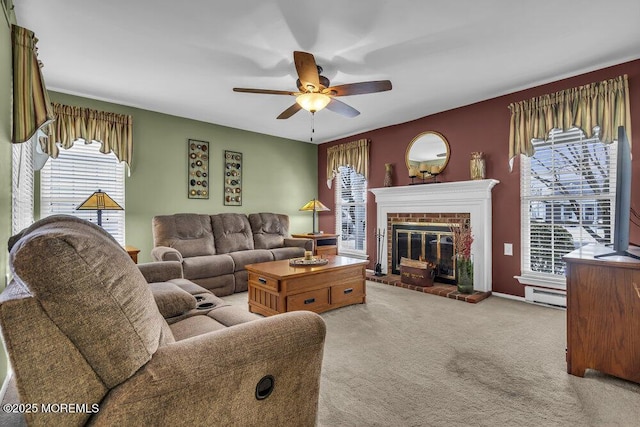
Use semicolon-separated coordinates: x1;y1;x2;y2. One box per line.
228;281;640;426
3;282;639;426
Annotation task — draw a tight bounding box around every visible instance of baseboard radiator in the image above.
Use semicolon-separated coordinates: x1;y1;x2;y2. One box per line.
524;286;566;308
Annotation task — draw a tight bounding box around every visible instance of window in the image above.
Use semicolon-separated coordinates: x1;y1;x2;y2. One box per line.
40;140;126;245
335;165;367;257
12;140;35;234
520;127;616;287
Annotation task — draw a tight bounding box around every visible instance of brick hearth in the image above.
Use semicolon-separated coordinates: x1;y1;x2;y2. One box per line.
366;272;491;303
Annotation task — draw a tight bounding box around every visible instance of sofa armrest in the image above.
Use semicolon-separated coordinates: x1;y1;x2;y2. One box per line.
137;261;183;283
284;237;313;251
151;246;183;262
94;311;326;426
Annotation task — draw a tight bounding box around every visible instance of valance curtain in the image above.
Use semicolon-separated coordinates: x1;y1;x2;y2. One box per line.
11;25;54;144
508;74;631;170
326;138;369;188
44;103;134;170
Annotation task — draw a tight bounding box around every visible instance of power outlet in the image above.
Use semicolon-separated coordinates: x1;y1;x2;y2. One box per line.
504;243;513;256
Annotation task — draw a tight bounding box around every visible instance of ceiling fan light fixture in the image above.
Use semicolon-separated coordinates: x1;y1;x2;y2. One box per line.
296;92;331;113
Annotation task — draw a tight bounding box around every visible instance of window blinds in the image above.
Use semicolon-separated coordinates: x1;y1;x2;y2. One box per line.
335;165;367;253
521;127;616;277
40;140;126;245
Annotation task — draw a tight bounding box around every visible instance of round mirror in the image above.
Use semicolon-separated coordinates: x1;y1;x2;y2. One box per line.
405;131;450;176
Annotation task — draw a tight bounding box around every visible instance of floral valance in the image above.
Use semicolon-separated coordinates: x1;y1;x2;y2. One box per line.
43;103;133;169
508;74;632;170
326;138;369;188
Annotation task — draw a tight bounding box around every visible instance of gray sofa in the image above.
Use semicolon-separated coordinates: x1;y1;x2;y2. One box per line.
152;212;313;296
0;215;326;426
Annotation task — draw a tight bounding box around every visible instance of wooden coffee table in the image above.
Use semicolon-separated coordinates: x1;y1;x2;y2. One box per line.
246;255;368;316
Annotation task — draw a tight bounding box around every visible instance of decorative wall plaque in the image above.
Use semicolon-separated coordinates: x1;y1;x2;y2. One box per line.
187;139;209;199
223;150;242;206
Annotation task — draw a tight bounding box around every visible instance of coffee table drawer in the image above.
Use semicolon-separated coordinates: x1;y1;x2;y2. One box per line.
248;272;279;291
288;288;330;312
331;280;365;305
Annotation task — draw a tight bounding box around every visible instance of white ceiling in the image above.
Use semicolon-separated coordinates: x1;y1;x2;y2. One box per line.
14;0;640;144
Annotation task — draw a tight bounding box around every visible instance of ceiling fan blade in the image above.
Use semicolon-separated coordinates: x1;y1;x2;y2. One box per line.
276;103;302;119
294;51;320;91
325;98;360;118
233;88;297;96
325;80;392;96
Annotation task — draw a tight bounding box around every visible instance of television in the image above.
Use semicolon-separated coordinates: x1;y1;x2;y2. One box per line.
595;126;639;260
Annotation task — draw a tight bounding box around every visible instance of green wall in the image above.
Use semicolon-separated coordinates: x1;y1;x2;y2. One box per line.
0;2;15;386
46;92;318;263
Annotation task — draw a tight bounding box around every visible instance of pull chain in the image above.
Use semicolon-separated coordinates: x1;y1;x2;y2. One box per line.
310;111;315;142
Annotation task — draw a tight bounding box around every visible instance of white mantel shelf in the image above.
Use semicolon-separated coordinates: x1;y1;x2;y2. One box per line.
370;179;499;292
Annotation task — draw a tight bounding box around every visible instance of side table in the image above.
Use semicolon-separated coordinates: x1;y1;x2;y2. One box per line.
124;245;140;263
292;233;338;256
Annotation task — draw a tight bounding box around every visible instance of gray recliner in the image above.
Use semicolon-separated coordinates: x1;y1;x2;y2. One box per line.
0;215;326;426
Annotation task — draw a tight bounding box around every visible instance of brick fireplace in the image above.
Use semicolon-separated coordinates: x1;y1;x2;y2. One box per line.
370;179;499;292
388;213;470;281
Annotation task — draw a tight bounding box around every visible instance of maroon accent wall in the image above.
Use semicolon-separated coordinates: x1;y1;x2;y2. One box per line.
318;59;640;297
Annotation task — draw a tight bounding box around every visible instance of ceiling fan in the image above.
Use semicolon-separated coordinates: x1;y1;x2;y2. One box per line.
233;51;392;119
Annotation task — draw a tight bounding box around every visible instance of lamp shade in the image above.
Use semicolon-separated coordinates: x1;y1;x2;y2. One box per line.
296;93;331;113
299;198;330;212
76;190;123;227
76;190;124;211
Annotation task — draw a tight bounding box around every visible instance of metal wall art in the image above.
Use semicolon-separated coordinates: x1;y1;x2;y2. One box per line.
224;150;242;206
188;139;209;199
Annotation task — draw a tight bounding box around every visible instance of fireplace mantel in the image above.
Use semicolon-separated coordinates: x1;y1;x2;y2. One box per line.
370;179;499;292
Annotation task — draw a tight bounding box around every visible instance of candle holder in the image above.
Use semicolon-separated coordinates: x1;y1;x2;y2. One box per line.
430;172;440;183
409;174;417;185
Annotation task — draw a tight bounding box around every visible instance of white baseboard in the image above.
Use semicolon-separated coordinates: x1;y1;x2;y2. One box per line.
491;292;525;302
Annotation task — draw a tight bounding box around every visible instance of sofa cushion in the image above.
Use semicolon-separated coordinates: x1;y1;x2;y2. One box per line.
167;278;212;295
169;315;227;341
149;282;197;318
182;254;234;280
153;214;216;257
212;213;254;253
228;249;274;272
8;215;174;389
249;212;289;249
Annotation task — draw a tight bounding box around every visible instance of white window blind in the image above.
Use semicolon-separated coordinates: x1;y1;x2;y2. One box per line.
335;165;367;256
12;140;35;234
520;127;616;282
40;140;126;245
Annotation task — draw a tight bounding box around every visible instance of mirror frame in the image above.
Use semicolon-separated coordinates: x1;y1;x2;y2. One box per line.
405;131;451;176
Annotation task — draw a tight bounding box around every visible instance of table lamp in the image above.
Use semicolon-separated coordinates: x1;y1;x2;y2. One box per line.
299;198;330;235
76;189;123;227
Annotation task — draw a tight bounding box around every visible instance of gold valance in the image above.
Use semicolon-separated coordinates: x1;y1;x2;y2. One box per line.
508;74;631;170
43;103;133;169
326;138;369;188
11;25;54;144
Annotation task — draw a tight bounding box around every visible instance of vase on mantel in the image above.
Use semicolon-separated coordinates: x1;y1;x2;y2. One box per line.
456;255;474;294
384;163;394;187
470;152;486;180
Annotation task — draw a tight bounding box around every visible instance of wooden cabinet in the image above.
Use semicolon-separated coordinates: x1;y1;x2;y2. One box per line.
246;255;367;316
292;233;338;256
564;244;640;384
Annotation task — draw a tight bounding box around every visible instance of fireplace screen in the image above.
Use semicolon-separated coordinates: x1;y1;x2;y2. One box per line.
391;223;455;283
